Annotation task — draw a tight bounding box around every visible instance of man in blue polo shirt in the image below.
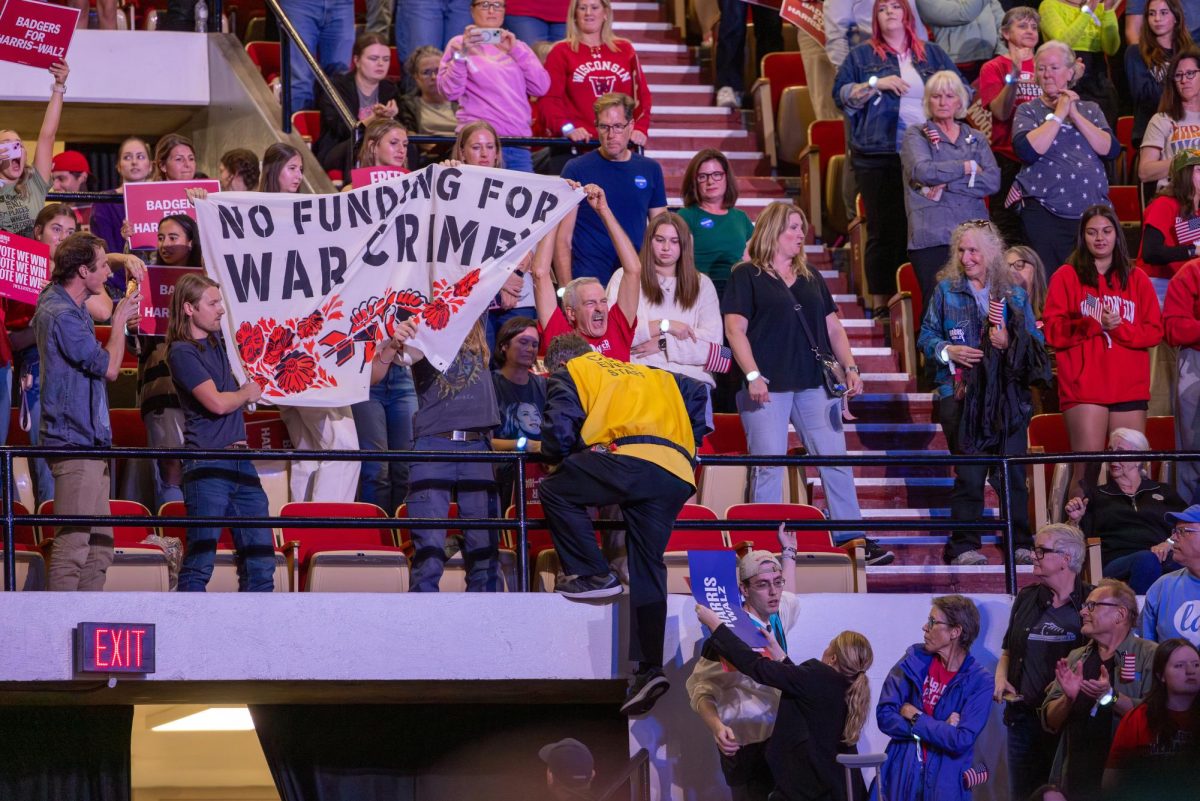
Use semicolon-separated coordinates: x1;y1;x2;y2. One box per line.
556;92;666;286
1141;504;1200;645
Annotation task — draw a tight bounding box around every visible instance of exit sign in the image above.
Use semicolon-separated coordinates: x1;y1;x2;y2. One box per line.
74;623;156;674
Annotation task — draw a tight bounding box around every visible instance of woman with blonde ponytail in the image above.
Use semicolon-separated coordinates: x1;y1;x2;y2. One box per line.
695;602;874;801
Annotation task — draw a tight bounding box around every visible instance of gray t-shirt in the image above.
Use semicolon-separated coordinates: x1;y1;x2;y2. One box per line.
412;346;500;438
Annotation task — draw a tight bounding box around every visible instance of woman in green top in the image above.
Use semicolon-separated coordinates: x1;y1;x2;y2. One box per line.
677;148;753;299
0;60;69;238
1039;0;1121;127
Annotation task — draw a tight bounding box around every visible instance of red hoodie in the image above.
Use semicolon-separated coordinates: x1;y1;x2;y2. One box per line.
1043;263;1163;407
1164;258;1200;351
540;39;652;137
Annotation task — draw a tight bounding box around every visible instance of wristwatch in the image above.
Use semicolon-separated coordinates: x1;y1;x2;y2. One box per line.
1045;112;1064;125
659;319;671;334
846;365;860;374
909;710;924;725
745;370;762;382
868;75;879;89
1004;72;1015;85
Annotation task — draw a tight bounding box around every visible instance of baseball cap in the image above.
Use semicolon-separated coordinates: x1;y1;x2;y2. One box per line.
1170;148;1200;177
51;150;89;174
1165;504;1200;525
737;550;783;583
538;738;593;786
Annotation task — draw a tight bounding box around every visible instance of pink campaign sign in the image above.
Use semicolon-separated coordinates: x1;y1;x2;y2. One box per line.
139;265;203;337
0;231;50;305
124;180;221;251
0;0;80;69
351;165;409;187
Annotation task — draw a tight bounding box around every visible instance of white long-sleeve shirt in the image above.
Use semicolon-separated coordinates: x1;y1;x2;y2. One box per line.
606;269;723;388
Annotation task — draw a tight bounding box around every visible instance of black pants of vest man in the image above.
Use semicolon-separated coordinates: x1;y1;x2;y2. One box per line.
539;450;693;667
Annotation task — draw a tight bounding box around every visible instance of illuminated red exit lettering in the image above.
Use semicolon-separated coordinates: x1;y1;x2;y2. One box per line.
75;622;156;674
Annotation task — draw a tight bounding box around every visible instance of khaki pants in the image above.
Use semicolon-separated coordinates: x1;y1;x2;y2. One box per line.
47;458;113;591
797;30;840;120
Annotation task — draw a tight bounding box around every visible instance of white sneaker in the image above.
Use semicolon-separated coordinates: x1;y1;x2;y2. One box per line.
716;86;741;109
950;549;989;566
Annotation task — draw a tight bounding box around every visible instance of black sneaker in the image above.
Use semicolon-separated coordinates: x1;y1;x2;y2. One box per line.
619;668;670;716
863;538;895;566
555;572;623;600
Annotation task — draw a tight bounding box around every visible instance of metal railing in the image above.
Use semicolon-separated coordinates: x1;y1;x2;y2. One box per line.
5;446;1194;594
595;747;650;801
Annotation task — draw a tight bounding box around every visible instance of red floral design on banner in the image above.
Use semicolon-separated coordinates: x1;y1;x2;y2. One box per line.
236;295;343;398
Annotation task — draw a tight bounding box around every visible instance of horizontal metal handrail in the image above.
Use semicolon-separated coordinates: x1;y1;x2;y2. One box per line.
4;447;1196;595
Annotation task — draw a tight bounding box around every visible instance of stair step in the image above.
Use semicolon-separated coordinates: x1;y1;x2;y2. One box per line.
809;477;998;508
843;424;947;451
641;62;702;74
867;560;1039;594
848;393;934;423
613;3;668;23
649;84;715;105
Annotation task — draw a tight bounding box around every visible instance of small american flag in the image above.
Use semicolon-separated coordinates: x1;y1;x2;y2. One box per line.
1174;214;1200;245
706;343;732;374
989;299;1006;328
923;122;941;150
962;765;989;789
1004;182;1023;208
1120;652;1136;683
1082;294;1103;323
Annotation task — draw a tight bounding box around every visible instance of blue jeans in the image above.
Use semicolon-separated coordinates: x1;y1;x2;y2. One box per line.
178;459;276;592
393;0;472;65
17;347;52;506
280;0;355;110
501;145;533;173
1104;551;1181;595
405;436;499;592
352;363;417;514
1005;703;1058;800
504;16;566;47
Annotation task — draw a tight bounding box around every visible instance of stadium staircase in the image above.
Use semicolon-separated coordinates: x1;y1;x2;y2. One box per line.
614;1;1024;594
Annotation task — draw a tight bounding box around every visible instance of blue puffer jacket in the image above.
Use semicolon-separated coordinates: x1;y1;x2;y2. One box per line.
832;41;961;157
872;644;993;801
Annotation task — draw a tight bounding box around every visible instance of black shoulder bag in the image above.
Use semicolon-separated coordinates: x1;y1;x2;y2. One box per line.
793;301;847;399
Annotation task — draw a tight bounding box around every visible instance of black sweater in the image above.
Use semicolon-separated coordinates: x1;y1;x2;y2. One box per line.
711;625;866;801
1080;478;1186;565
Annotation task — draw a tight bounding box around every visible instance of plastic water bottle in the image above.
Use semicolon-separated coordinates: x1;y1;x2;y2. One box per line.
195;0;208;33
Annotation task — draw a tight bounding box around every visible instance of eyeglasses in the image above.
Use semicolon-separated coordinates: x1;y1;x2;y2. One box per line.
596;121;631;134
1008;258;1032;270
963;219;994;229
419;68;438;77
925;617;953;628
1172;525;1200;539
748;578;785;591
697;170;726;183
1175;69;1200;82
1032;546;1064;560
1081;600;1125;612
473;1;505;9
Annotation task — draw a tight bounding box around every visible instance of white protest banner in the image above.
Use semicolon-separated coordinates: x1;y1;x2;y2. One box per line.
194;164;581;407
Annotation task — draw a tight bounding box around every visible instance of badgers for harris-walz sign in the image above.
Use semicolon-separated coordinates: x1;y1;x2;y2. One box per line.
194;164;581;406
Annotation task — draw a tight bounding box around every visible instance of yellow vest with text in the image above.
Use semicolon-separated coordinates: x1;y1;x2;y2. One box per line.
566;352;696;487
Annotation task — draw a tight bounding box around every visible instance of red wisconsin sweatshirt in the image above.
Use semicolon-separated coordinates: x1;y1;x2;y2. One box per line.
540;39;652;137
1164;258;1200;351
1043;263;1164;406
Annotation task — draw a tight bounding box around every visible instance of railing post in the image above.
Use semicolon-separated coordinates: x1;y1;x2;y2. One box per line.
2;450;13;591
999;454;1017;595
515;453;529;592
210;0;221;31
280;34;293;133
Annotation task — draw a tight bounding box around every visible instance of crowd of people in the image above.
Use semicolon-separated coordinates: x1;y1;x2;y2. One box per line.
6;0;1200;792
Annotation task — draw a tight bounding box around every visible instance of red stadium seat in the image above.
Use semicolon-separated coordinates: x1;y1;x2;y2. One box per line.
665;504;724;593
93;325;139;370
291;110;321;144
751;52;812;170
1115;115;1135;183
245;40;280;85
1109;184;1143;254
1;501;44;590
889;262;923;381
39;499;169;590
396;502;517;591
799;119;847;239
281;501;408;591
1028;413;1071;527
725;503;866;592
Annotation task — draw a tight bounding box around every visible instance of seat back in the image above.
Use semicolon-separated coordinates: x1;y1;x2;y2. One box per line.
291;110;321;144
1145;415;1176;482
808;120;847;185
506;502;566;592
666;504;726;594
1028;413;1072;526
1115;115;1135;181
725;503;860;592
1109;185;1143;254
40;498;167;590
761;51;806;117
245;41;280;84
897;262;923;325
778;85;816;166
703;413;748;454
282;501;405;592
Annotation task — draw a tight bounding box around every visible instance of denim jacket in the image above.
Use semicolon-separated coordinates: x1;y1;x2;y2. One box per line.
32;284;113;448
833;41;961;157
917;278;1043;399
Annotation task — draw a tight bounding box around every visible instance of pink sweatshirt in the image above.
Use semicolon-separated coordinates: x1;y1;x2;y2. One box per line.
437;38;551;137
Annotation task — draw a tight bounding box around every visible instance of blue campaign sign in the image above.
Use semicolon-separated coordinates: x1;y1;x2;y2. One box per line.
689;550;765;647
